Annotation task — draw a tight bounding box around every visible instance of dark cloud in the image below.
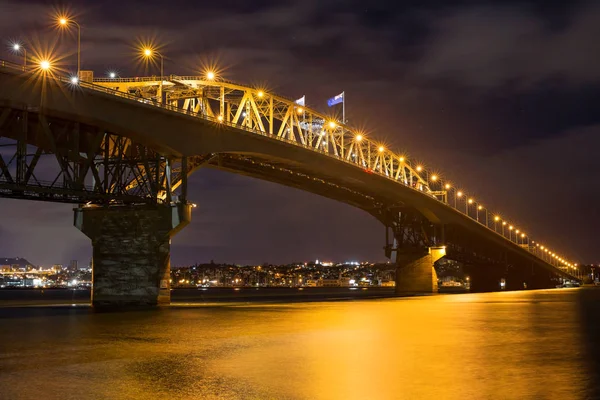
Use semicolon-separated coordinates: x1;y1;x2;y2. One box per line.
416;4;600;88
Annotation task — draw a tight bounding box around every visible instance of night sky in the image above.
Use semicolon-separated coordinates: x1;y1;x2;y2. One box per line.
0;0;598;267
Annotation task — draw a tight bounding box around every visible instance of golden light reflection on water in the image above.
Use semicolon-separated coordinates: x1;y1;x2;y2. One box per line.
0;289;594;399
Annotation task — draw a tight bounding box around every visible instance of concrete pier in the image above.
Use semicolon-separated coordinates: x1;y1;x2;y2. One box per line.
395;247;445;295
74;203;191;309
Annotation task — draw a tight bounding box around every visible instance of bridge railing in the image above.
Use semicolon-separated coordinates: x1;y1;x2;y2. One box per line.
92;76;166;83
0;60;577;276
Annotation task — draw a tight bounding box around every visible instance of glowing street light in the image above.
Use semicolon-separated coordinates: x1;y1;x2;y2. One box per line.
109;72;117;79
430;175;438;182
257;90;265;98
476;204;484;224
142;47;165;101
70;76;79;84
328;121;336;129
39;60;51;71
142;47;164;81
355;134;363;142
494;215;500;232
378;146;384;153
466;198;473;215
206;70;215;80
57;16;82;78
416;165;423;172
11;42;27;66
453;190;462;209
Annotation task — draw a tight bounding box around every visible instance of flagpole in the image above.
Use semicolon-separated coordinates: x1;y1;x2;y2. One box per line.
342;91;345;124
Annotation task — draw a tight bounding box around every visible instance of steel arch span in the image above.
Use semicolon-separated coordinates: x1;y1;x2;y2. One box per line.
0;60;579;302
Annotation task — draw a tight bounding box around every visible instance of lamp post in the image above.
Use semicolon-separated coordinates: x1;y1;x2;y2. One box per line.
467;198;473;216
455;191;462;209
12;43;27;67
142;48;164;101
58;17;81;78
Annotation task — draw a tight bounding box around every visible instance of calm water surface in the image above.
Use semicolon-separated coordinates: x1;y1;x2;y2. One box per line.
1;288;599;399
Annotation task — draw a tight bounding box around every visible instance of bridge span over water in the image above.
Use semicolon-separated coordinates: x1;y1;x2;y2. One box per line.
0;60;579;308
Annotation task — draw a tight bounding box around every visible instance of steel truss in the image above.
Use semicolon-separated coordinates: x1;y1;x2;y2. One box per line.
0;105;183;204
92;75;436;197
376;207;440;258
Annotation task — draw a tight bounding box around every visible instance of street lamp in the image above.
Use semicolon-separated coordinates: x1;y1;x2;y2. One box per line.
476;204;482;223
467;198;473;215
142;47;164;80
142;47;164;101
455;191;462;209
11;43;27;66
39;60;51;71
57;16;81;78
508;225;514;241
494;216;500;232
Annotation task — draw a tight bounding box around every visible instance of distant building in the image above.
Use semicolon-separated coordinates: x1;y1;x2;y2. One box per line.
0;257;34;272
69;260;78;271
318;278;340;287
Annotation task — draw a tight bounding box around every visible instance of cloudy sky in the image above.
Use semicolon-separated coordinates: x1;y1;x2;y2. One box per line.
0;0;598;266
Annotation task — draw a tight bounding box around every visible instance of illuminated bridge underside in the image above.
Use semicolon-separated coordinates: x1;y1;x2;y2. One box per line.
0;66;575;285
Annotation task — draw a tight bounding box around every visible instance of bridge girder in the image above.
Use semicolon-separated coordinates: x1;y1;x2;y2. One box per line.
0;105;181;205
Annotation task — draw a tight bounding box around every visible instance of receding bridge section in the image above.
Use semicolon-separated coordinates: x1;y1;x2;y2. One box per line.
0;61;578;308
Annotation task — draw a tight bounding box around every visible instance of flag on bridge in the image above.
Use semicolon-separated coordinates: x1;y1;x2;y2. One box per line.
327;92;344;107
295;95;305;106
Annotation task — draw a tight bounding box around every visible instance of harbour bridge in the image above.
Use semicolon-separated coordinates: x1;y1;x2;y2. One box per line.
0;59;579;308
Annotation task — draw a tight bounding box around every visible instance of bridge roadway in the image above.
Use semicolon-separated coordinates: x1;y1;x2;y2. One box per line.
0;62;577;308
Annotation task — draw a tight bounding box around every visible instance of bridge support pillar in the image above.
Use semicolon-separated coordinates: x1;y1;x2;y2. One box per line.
395;247;445;295
74;203;192;309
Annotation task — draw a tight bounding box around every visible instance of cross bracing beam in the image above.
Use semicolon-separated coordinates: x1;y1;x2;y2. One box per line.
0;105;180;205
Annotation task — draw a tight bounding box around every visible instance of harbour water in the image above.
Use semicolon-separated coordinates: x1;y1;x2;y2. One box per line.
0;287;599;399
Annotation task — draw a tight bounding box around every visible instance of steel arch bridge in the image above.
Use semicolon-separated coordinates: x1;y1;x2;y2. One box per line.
0;60;579;305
